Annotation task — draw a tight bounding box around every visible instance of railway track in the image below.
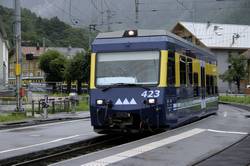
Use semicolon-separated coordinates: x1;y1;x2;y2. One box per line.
1;133;156;166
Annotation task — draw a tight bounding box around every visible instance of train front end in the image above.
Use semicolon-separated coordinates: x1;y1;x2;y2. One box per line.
89;30;168;133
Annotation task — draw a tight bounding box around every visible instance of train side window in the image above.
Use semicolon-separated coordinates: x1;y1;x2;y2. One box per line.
180;56;186;85
211;76;214;94
187;58;193;86
206;75;211;95
214;76;218;94
193;72;199;97
167;51;176;86
201;67;205;87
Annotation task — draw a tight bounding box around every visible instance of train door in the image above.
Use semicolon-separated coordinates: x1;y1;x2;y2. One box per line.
200;61;206;110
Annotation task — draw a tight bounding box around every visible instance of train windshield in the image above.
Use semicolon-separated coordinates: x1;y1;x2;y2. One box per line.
96;51;160;86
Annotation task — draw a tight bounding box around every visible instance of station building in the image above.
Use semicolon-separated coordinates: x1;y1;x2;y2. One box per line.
172;22;250;93
0;18;9;86
8;46;85;85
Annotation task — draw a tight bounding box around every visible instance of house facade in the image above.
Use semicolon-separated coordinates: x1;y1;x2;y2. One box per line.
9;46;85;85
0;18;8;86
172;22;250;93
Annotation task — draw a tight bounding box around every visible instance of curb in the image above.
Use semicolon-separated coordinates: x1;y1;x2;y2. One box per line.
0;135;108;166
0;116;90;130
219;101;250;111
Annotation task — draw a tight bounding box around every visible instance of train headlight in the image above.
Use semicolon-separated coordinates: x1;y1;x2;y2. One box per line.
147;98;156;105
96;99;105;105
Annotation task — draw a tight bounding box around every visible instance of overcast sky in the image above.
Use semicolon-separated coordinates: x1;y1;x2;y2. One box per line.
1;0;250;31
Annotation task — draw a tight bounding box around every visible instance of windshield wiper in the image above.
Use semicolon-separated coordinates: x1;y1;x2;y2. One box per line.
102;83;150;92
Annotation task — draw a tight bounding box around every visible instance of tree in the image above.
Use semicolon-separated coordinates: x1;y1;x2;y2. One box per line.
64;52;89;94
220;53;247;93
39;50;67;91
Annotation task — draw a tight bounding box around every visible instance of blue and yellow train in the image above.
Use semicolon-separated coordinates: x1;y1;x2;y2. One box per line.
89;30;218;133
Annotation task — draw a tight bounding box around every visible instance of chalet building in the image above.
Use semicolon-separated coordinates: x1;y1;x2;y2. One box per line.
8;46;85;85
0;18;9;86
172;21;250;93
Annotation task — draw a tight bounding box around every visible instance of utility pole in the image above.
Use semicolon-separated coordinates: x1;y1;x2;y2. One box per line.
106;9;112;32
89;24;96;50
135;0;139;24
15;0;23;112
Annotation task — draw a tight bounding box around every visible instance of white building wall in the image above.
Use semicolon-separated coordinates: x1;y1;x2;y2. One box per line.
212;50;237;93
0;36;3;85
0;35;8;86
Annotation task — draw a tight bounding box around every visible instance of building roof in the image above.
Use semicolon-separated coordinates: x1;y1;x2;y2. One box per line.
47;47;85;57
173;21;250;49
242;50;250;59
22;46;85;57
22;47;46;57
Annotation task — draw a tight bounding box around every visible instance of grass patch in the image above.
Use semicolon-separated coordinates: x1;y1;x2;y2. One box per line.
219;95;250;105
76;99;89;112
0;112;27;123
33;92;68;97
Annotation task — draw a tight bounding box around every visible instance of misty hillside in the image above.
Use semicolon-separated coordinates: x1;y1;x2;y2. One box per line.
1;0;250;49
0;5;91;49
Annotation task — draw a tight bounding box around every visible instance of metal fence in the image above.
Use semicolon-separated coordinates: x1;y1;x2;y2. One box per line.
27;96;89;118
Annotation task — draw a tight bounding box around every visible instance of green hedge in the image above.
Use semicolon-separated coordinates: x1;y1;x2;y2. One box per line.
0;112;27;123
219;95;250;105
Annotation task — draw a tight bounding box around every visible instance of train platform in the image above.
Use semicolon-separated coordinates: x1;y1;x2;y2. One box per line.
196;135;250;166
52;104;250;166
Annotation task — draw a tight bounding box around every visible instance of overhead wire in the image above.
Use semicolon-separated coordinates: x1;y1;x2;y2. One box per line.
107;0;138;26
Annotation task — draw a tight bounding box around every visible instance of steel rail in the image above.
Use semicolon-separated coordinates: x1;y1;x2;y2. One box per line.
2;133;154;166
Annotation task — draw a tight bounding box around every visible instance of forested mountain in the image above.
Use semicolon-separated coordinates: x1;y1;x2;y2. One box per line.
0;5;90;49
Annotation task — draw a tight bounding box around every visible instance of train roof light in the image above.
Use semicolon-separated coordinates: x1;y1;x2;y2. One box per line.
128;30;135;36
123;30;138;37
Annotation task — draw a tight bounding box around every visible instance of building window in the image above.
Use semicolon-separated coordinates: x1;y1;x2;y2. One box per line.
23;72;28;77
183;36;192;43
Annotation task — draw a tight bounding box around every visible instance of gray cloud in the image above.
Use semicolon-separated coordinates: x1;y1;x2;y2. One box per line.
1;0;250;31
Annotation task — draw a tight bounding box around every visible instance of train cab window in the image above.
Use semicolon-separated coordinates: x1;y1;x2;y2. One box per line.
180;56;186;85
167;51;175;86
187;58;193;86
